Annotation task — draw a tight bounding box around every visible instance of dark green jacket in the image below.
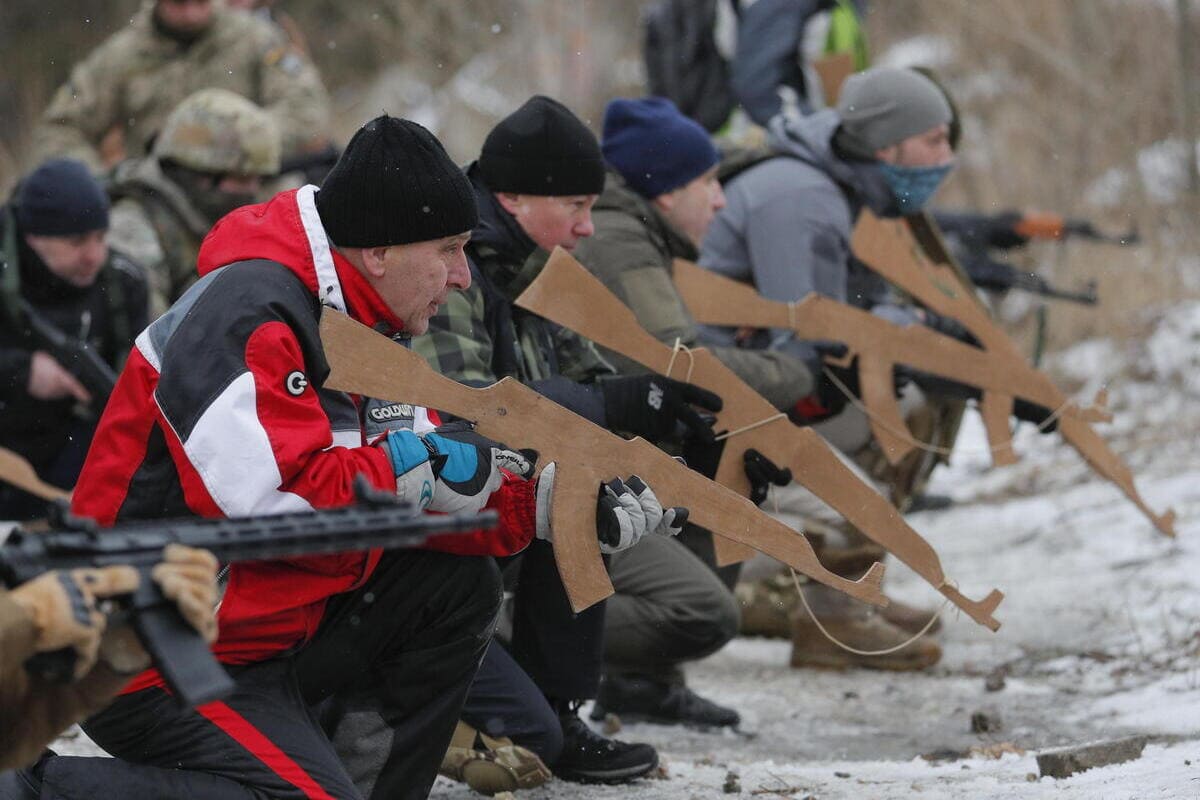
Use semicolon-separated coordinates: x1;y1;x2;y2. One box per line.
571;172;815;411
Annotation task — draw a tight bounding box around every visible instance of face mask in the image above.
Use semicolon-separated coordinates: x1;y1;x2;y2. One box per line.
878;161;954;215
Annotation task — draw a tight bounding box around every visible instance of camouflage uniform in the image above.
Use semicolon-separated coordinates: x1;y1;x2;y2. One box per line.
106;89;281;316
34;1;328;171
570;171;816;411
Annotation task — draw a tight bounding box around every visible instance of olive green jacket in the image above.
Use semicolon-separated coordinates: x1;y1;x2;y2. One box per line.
571;172;815;411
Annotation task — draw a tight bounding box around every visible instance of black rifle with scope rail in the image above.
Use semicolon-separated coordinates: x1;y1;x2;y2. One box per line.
1;476;495;708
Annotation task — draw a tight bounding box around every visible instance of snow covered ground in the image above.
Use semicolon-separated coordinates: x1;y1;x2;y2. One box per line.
51;305;1200;798
430;304;1200;798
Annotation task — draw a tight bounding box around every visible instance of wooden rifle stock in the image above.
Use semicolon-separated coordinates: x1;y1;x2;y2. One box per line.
669;213;1175;538
319;310;886;613
514;249;1002;630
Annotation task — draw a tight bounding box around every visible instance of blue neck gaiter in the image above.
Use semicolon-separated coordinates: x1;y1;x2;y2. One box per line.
878;161;954;214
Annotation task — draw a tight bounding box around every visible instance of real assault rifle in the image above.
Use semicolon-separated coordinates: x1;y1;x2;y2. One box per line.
18;298;118;410
934;209;1140;305
1;476;495;708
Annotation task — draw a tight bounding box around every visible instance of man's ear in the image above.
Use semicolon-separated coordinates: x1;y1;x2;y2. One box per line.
874;143;899;164
362;246;390;278
495;192;524;216
651;189;676;216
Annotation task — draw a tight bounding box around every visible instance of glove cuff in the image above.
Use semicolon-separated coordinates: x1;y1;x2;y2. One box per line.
383;430;433;476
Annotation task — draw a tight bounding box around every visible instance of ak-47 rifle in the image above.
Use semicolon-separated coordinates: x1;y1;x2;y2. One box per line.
670;211;1176;538
514;249;1003;631
934;209;1138;305
318;310;887;615
1;477;494;708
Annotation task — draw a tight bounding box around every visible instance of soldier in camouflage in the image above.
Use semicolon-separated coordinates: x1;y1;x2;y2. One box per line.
33;0;329;172
106;88;281;316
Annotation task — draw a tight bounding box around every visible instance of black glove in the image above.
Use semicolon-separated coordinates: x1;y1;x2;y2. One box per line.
921;310;980;347
601;374;723;444
743;448;792;506
902;370;1059;434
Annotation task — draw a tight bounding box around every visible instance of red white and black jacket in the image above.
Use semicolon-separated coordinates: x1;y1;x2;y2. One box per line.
72;185;536;685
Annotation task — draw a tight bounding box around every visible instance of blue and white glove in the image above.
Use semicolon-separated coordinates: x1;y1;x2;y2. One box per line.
534;463;688;554
382;427;533;514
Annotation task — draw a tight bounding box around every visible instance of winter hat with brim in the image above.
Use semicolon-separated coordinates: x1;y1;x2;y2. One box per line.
15;158;110;237
835;67;953;160
601;97;719;199
316;115;477;247
479;95;606;196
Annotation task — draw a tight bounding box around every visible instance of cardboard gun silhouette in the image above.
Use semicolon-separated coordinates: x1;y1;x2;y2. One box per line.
670;212;1175;538
514;248;1003;630
318;310;886;614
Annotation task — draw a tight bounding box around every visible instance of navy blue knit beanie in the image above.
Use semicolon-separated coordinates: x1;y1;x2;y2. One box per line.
601;97;719;199
15;158;110;236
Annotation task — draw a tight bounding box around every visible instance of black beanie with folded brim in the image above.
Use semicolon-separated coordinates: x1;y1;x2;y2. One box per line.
478;95;605;196
316;115;478;248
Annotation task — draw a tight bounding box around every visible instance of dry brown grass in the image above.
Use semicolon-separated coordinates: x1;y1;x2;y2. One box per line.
867;0;1200;348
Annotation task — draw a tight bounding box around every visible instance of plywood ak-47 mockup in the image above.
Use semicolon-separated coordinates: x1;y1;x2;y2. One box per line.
515;248;1003;630
670;213;1175;538
319;310;886;614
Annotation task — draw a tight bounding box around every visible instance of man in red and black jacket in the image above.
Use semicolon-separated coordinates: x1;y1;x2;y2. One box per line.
13;117;681;800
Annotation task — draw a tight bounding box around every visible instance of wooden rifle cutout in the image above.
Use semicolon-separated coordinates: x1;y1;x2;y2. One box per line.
814;52;855;106
318;310;886;614
514;248;1002;630
669;216;1175;538
0;446;69;502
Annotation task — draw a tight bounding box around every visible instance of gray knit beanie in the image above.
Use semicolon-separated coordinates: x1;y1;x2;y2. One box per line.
835;68;953;160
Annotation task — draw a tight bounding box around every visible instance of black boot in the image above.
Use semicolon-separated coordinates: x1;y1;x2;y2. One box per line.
551;701;658;784
591;674;740;729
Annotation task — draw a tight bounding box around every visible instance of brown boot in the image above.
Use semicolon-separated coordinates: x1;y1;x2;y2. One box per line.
789;609;942;671
880;596;943;635
439;721;552;795
736;571;797;639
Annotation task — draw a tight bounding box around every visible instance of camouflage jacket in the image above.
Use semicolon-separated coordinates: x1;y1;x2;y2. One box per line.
412;165;614;424
106;157;211;317
34;2;331;171
570;171;816;411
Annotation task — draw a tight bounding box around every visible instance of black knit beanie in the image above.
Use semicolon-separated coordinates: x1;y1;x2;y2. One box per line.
478;95;606;196
15;158;110;237
316;115;478;247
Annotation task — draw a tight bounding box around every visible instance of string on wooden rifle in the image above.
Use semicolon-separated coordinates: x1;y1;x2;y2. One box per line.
768;487;949;656
821;366;1075;458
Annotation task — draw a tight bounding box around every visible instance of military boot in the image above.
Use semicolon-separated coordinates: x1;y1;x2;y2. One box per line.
438;721;552;795
789;607;942;671
553;701;658;784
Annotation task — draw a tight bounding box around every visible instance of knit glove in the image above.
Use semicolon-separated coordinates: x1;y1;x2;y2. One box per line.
534;463;687;554
601;374;723;443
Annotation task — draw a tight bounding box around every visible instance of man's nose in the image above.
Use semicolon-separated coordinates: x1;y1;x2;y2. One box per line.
449;251;471;290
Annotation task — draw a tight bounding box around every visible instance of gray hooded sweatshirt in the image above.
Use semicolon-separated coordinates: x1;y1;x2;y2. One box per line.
699;109;899;308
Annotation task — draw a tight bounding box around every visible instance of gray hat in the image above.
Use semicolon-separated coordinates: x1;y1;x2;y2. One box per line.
835;68;953;160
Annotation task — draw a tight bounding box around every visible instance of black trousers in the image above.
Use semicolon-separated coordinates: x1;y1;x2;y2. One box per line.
504;539;605;702
24;550;501;800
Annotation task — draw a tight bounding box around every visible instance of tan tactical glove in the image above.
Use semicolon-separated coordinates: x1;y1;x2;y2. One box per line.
99;544;220;674
9;566;139;679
